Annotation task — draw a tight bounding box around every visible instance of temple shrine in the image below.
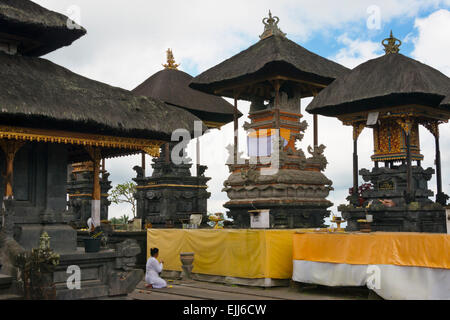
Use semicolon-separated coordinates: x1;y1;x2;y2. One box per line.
67;161;112;228
0;0;200;299
307;32;450;232
132;49;238;228
190;12;349;228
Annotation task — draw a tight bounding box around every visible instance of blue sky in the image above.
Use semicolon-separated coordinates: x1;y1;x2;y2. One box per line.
34;1;450;221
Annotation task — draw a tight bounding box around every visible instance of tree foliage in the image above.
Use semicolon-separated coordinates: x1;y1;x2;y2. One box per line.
109;181;137;217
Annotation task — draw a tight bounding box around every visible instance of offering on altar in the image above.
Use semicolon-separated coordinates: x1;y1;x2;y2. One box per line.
209;213;225;229
330;215;346;232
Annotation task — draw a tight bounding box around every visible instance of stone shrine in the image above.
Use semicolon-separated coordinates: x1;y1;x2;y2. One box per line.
190;12;349;228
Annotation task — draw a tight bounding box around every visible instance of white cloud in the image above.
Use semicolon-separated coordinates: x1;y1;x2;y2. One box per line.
411;9;450;76
333;34;382;68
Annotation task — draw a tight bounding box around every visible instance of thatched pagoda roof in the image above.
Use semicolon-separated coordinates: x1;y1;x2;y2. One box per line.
439;94;450;109
189;34;350;100
0;0;86;56
307;43;450;117
133;67;241;126
0;52;201;142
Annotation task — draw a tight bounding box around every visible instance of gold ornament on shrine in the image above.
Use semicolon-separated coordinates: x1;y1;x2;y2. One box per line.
382;31;402;55
163;48;180;70
260;10;287;40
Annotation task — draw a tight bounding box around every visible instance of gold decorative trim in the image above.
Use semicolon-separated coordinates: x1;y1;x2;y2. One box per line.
338;104;450;124
0;125;163;157
396;118;414;135
68;193;109;198
421;121;447;138
353;123;365;141
136;184;208;189
204;121;226;129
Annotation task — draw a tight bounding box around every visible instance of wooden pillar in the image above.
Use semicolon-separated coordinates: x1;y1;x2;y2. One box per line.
86;147;102;227
312;91;318;148
233;94;239;165
0;140;24;199
101;158;106;179
405;132;413;198
434;125;446;205
352;124;364;197
165;143;170;164
313;114;319;148
274;80;281;130
435;127;442;196
196;137;200;176
141;151;146;176
353;137;358;196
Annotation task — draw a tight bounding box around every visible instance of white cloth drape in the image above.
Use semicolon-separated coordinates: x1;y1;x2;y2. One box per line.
293;260;450;300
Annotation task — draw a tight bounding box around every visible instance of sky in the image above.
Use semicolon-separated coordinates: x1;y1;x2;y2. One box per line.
33;0;450;221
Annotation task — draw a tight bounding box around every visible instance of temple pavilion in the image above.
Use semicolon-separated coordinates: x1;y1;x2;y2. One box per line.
131;49;240;228
307;32;450;233
0;0;200;299
190;12;349;228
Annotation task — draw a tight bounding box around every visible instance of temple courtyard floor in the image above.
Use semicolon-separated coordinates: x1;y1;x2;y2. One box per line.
127;279;379;300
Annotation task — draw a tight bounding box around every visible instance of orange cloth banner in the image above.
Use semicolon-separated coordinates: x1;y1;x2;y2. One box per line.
293;232;450;269
147;229;306;279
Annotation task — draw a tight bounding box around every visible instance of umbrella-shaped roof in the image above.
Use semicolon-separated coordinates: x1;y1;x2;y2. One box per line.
133;49;241;127
189;12;349;100
0;0;86;56
439;93;450;109
306;32;450;117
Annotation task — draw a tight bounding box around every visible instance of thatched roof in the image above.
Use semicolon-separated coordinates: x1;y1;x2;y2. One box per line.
0;52;201;141
0;0;86;56
307;53;450;117
439;94;450;108
189;35;350;99
133;68;241;125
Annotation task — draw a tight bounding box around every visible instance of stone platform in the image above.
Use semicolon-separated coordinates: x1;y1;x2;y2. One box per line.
55;245;143;300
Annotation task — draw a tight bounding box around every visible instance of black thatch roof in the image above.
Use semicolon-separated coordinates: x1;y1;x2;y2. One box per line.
133;68;241;125
0;52;201;141
189;35;350;99
307;53;450;117
0;0;86;56
440;94;450;108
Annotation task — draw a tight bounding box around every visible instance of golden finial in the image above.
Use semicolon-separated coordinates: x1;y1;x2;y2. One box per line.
382;31;402;55
163;48;180;70
260;10;286;40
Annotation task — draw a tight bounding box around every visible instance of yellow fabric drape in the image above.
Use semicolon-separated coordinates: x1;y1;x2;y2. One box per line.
147;229;305;279
293;232;450;269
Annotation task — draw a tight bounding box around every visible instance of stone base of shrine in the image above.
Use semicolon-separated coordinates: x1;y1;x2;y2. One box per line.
224;200;332;229
78;230;148;270
161;270;290;287
340;205;447;233
54;241;143;300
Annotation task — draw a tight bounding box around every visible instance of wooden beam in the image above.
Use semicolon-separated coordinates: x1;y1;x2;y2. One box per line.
0;140;25;199
141;151;146;177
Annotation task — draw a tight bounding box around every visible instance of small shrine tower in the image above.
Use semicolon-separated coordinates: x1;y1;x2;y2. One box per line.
307;32;450;232
190;12;350;228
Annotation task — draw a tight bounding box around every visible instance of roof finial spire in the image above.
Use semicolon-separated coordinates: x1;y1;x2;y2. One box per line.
382;30;402;55
163;48;180;70
259;10;286;40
